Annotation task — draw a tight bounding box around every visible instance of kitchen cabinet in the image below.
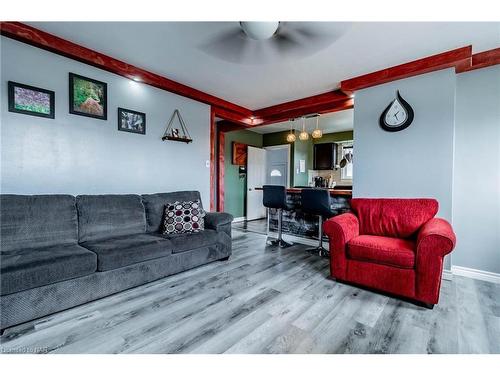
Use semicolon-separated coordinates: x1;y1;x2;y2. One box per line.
313;143;338;170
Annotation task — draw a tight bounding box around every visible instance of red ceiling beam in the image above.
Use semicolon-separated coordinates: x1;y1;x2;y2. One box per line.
253;98;354;126
254;90;350;119
456;48;500;73
340;46;472;93
0;21;252;117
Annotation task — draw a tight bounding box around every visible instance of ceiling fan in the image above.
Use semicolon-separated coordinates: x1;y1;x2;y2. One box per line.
199;21;350;64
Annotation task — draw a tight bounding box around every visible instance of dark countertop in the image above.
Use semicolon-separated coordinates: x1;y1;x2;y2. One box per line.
256;187;352;197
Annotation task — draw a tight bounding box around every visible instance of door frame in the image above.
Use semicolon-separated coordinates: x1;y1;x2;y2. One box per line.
263;144;291;188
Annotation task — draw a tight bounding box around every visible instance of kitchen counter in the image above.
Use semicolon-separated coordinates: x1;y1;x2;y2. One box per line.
255;187;352;196
257;186;352;242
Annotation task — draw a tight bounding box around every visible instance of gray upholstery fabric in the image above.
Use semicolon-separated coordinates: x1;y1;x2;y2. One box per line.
1;244;97;295
205;212;234;231
1;245;226;330
0;195;78;252
141;191;202;233
77;195;146;242
155;229;219;254
81;234;172;271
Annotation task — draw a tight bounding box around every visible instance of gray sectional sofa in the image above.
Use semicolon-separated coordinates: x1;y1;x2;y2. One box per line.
0;191;233;332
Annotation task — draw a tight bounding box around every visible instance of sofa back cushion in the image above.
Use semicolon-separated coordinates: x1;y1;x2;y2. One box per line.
0;194;78;252
350;198;438;238
141;191;203;233
77;195;146;242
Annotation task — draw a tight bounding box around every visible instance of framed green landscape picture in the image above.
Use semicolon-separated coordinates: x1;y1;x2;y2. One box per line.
8;81;55;119
69;73;107;120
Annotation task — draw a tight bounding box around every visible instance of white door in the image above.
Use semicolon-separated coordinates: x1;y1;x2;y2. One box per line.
246;146;267;221
265;145;290;187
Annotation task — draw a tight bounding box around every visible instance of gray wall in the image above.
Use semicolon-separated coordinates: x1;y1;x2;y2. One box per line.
453;66;500;274
353;69;456;220
1;37;211;205
353;69;456;270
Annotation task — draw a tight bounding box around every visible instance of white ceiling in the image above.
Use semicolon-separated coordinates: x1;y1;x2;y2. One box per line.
249;109;354;134
28;22;500;109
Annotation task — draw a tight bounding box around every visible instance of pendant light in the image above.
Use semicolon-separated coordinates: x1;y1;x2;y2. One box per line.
286;119;296;142
311;115;323;139
299;117;309;141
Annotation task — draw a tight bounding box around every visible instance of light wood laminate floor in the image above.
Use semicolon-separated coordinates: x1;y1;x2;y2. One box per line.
1;228;499;354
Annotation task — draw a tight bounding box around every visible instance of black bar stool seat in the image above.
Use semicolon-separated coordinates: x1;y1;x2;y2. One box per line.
262;185;293;248
301;188;336;257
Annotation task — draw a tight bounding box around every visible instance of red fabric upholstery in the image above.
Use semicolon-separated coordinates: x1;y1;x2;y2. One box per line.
348;235;415;269
350;198;438;238
323;212;359;280
415;218;456;304
324;198;456;306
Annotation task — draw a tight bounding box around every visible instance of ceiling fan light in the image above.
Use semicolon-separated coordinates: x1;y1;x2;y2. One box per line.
311;128;323;139
240;22;280;40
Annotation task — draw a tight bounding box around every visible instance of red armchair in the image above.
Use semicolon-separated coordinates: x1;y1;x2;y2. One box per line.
323;198;456;307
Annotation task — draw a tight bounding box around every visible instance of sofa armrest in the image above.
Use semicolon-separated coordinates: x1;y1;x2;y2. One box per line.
204;212;233;231
323;213;360;280
415;218;456;304
417;218;456;258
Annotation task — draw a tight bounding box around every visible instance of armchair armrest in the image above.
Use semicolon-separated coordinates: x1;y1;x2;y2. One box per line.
204;212;233;231
415;218;456;304
323;212;360;280
417;218;456;257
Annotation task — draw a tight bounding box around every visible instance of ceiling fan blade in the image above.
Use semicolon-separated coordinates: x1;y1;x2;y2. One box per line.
198;27;253;63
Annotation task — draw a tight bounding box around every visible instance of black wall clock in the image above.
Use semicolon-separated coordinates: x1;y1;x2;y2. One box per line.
379;90;414;132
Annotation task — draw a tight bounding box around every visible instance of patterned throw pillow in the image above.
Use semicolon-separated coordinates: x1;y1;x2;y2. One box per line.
162;200;206;235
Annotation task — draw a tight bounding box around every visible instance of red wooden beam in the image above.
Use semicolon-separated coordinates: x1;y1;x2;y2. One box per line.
253;90;350;119
0;21;252;117
340;46;472;92
254;98;354;126
456;48;500;73
211;106;254;127
217;130;225;212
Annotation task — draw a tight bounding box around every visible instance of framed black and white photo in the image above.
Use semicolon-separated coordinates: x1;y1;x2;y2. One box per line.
118;107;146;135
8;81;55;119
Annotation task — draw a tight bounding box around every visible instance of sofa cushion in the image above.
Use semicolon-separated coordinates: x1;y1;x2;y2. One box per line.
1;244;97;295
141;191;203;233
350;198;438;238
81;234;172;271
348;235;416;269
162;200;205;234
156;229;218;254
77;195;146;242
0;194;78;252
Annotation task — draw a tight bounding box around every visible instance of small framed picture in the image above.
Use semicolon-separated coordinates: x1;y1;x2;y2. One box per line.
118;107;146;135
8;81;55;119
69;73;107;120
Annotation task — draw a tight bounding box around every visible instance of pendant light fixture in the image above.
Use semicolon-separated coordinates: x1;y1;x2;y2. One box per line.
286;119;296;142
299;117;309;141
311;115;323;139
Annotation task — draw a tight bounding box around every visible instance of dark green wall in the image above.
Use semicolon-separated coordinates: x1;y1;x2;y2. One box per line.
224;130;263;218
313;130;354;144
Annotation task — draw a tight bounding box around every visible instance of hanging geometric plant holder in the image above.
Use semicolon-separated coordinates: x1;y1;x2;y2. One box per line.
162;109;193;144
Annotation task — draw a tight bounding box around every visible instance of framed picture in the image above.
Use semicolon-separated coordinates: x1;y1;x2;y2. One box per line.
118;107;146;135
69;73;107;120
8;81;55;119
232;142;247;165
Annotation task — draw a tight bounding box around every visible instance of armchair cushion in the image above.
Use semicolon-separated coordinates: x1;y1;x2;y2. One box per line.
348;235;415;269
204;212;233;231
351;198;438;238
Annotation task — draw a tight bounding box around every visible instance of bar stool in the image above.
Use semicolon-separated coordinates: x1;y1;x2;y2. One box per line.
262;185;293;248
301;188;336;257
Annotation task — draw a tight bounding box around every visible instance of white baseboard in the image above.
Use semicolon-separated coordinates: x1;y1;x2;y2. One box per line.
451;265;500;284
442;269;453;281
232;216;246;223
